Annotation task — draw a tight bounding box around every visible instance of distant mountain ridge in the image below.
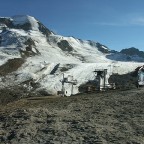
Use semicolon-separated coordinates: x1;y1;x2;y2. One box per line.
0;15;144;62
106;47;144;62
120;47;144;58
0;15;112;63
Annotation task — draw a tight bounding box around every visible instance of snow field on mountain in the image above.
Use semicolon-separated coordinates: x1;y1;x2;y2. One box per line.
16;57;143;96
0;15;144;96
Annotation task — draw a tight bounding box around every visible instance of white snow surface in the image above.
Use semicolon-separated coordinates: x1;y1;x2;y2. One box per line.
16;60;143;96
0;15;144;96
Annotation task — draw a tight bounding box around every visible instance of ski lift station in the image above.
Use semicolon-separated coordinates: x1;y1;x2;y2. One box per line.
56;64;144;96
137;65;144;87
94;69;108;91
93;69;115;91
58;74;77;96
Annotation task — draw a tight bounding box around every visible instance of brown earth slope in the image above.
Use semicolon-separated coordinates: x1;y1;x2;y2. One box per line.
0;88;144;144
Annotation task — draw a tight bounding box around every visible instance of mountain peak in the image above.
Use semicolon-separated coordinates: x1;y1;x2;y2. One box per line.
12;15;39;31
0;15;53;36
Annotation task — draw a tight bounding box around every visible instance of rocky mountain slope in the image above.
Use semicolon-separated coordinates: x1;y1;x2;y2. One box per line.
0;15;143;96
120;47;144;58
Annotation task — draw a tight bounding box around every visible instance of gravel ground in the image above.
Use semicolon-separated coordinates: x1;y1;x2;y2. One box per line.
0;88;144;144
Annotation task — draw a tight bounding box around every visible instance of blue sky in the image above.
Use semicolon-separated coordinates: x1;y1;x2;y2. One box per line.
1;0;144;51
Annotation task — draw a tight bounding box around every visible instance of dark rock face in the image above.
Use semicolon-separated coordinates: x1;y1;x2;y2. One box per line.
87;40;110;53
59;64;75;72
57;40;73;52
87;40;97;47
96;42;110;53
0;18;13;28
0;17;32;30
14;23;32;31
25;38;35;46
19;38;40;57
108;72;138;89
0;58;25;76
38;22;52;37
